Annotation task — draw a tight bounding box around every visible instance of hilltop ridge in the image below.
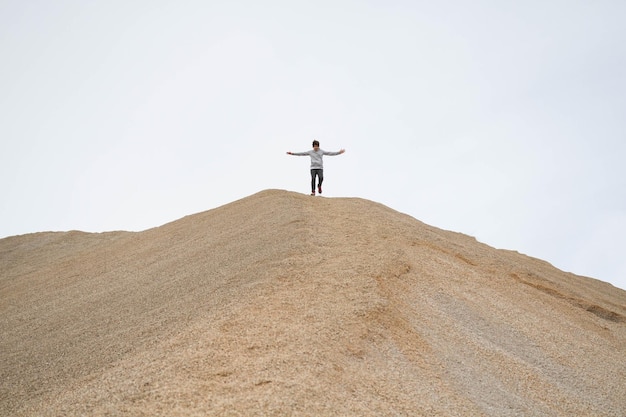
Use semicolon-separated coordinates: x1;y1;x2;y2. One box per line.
1;189;625;416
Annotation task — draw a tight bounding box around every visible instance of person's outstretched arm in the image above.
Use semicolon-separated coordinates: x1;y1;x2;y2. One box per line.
322;149;346;156
286;151;310;156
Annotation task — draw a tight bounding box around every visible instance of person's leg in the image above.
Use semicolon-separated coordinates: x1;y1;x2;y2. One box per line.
310;170;316;194
317;169;324;194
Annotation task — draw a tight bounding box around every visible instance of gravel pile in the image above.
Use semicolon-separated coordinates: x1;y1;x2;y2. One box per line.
1;189;625;416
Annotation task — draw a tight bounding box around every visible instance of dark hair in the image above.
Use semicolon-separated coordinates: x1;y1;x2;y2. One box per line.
312;140;320;147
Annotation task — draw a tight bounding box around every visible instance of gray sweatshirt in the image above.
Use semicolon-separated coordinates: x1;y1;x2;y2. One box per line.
291;149;342;169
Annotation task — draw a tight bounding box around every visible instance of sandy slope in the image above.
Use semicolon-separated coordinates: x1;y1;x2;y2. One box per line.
1;189;625;416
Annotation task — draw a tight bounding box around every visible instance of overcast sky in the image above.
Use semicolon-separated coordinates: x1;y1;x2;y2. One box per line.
1;1;625;290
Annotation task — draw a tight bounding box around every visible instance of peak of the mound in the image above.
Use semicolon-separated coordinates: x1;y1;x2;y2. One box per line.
1;189;625;416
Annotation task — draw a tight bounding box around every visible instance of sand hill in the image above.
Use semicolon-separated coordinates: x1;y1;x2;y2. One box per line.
1;189;625;416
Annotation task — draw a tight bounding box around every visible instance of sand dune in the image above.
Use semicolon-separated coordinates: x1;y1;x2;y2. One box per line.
1;189;625;416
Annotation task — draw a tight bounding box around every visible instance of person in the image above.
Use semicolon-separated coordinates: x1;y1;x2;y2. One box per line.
287;140;346;195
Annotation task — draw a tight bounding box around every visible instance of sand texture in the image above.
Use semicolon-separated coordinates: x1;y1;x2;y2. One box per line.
1;189;625;416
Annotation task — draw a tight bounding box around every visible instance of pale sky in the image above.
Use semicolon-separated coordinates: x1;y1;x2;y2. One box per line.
1;1;625;290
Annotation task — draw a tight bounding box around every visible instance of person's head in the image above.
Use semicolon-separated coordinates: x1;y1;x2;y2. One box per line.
312;140;320;150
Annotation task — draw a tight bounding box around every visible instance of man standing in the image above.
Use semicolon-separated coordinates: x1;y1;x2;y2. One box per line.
287;140;346;195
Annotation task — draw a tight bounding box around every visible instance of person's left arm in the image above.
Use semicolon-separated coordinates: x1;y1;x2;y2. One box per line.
323;149;346;156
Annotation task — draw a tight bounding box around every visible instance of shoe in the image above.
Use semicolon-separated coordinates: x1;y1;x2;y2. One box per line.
318;185;322;194
310;191;315;196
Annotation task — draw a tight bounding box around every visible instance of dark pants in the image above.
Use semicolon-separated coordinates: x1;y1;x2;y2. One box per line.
311;169;323;191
